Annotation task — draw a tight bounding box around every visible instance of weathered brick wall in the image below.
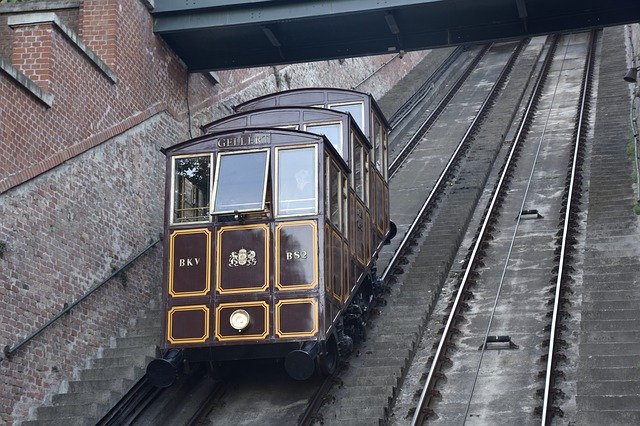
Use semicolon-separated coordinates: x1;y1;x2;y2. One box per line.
0;0;429;423
0;114;173;422
0;4;79;59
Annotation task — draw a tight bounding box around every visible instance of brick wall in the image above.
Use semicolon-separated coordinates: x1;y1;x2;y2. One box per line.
0;5;79;59
0;0;429;423
11;22;54;91
79;0;117;67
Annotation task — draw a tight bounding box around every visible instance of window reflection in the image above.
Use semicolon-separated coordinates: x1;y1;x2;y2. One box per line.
330;102;364;130
173;155;211;224
306;122;344;158
329;162;340;229
213;150;269;213
353;137;364;200
374;118;383;171
277;147;317;216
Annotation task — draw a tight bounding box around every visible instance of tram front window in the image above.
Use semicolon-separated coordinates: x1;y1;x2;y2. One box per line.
213;150;269;213
277;146;317;216
172;155;211;224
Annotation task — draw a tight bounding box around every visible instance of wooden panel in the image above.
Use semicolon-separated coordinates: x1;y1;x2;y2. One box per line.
376;173;385;234
325;224;331;297
365;210;372;262
331;230;342;302
355;201;366;264
275;298;319;338
343;240;350;301
275;221;318;290
349;192;356;255
167;305;210;344
168;228;211;297
216;224;269;294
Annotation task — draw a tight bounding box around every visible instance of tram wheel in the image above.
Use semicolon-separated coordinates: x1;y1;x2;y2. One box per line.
317;337;338;376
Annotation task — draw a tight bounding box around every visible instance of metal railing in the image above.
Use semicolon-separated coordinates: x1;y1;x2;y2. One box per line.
2;238;162;360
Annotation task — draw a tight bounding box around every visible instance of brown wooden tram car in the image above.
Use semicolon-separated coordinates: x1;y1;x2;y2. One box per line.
148;89;392;385
234;88;389;167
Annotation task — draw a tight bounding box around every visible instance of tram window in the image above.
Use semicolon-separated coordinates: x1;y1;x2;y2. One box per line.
352;138;364;200
212;150;269;213
172;155;211;224
276;146;317;216
364;151;370;207
305;122;344;159
374;117;383;171
329;162;341;231
342;175;348;236
329;102;364;131
383;131;389;180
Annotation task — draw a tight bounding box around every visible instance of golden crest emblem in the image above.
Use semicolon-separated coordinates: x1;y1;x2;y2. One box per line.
229;248;257;267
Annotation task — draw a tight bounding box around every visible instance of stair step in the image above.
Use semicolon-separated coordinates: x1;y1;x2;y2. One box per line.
68;378;134;394
23;416;95;426
125;326;163;338
36;402;101;420
134;315;162;329
92;354;154;369
102;345;157;359
115;335;160;349
52;389;119;406
80;365;143;382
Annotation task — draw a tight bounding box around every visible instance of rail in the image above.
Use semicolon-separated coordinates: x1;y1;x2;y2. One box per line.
541;30;596;425
2;238;162;360
388;45;490;178
410;34;559;425
388;46;465;129
383;40;525;282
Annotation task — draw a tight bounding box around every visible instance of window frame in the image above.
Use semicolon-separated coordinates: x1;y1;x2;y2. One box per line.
170;153;214;226
329;160;342;232
304;121;344;159
210;148;271;215
274;144;319;218
328;101;365;131
351;134;365;202
373;115;383;172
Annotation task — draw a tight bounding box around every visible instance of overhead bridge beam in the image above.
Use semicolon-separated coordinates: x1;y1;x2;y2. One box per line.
153;0;640;71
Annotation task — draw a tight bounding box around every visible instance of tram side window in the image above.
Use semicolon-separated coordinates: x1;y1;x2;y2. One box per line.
330;163;341;229
374;117;383;172
383;130;389;180
330;102;364;131
306;122;345;159
276;146;317;216
213;150;269;213
352;137;364;200
342;174;348;236
172;155;211;224
364;150;370;207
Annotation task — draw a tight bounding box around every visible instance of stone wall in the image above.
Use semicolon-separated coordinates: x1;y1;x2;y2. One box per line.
0;0;429;423
625;23;640;199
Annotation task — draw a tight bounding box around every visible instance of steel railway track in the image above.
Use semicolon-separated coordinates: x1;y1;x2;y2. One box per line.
409;31;596;425
310;41;531;425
